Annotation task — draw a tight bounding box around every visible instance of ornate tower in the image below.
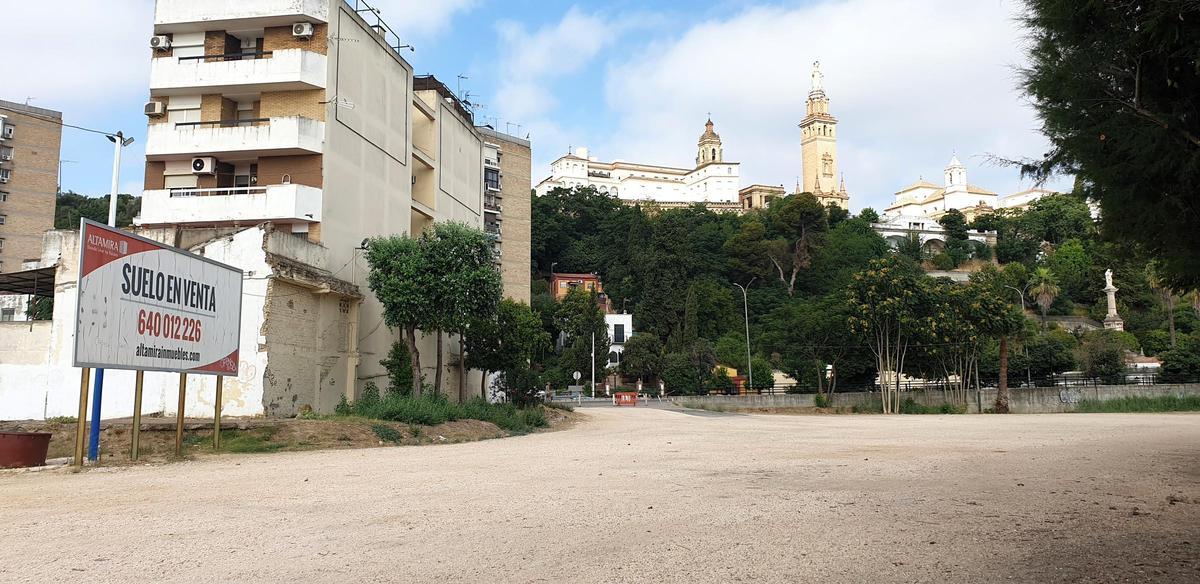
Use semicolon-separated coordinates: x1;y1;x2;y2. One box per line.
696;118;723;166
944;153;967;188
800;61;848;208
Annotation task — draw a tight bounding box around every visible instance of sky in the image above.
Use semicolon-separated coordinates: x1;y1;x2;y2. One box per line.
3;0;1070;213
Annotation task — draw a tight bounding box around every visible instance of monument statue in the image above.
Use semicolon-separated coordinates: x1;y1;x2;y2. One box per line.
811;61;823;92
1102;268;1124;331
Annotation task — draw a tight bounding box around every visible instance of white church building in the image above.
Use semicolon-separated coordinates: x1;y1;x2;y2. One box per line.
534;119;741;206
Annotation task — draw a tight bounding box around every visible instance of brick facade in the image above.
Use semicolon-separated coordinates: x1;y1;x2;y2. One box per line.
260;90;325;121
257;154;323;188
263;24;328;55
0;101;61;272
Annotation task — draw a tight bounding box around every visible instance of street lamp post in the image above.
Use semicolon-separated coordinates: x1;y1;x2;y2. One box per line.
1004;282;1034;387
732;278;756;393
87;130;135;462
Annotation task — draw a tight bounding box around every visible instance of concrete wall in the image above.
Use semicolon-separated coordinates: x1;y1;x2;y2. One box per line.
672;384;1200;414
320;3;413;395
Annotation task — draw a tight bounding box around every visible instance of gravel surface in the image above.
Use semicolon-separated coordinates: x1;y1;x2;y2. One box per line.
2;409;1198;583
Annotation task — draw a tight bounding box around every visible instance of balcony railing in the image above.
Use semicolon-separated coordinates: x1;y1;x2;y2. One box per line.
484;195;501;212
139;183;322;226
146;116;325;158
177;51;272;62
485;224;502;238
151;48;326;94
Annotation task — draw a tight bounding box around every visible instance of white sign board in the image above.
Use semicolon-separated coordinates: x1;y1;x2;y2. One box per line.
73;219;242;375
573;371;582;381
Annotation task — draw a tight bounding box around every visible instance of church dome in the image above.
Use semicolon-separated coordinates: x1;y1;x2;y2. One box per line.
699;118;721;142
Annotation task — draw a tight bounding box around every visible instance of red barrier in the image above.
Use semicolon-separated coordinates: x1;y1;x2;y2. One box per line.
614;392;638;407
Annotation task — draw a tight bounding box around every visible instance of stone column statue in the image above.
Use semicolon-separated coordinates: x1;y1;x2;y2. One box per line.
1103;269;1124;331
811;61;823;92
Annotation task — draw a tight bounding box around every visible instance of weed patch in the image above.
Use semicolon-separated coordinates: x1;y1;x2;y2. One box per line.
371;424;403;443
1075;394;1200;413
340;394;548;434
219;428;285;453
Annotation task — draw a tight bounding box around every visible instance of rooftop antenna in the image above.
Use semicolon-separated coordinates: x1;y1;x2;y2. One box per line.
25;97;35;106
457;74;469;100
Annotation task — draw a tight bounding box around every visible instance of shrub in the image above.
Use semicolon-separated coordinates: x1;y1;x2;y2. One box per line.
335;395;352;416
359;382;382;411
931;252;956;271
380;342;415;396
371;424;403;443
1158;348;1200;383
496;366;543;407
340;392;549;434
1075;394;1200;413
813;393;829;408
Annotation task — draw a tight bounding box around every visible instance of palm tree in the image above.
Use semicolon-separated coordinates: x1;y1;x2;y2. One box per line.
1028;267;1060;329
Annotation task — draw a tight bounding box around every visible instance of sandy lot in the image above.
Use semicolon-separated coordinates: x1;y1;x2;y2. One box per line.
2;409;1198;583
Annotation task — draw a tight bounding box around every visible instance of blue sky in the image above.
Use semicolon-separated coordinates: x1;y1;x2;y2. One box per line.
6;0;1069;213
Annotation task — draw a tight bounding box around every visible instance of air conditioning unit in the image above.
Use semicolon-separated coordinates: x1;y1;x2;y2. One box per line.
292;22;314;39
191;157;218;175
150;35;172;51
1;126;12;139
144;101;166;117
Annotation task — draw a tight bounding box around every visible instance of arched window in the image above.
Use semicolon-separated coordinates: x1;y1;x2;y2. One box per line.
711;148;717;160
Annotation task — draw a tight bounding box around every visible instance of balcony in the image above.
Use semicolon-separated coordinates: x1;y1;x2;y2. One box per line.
150;49;326;96
146;116;324;159
485;179;501;192
138;184;322;226
484;195;502;213
485;224;502;240
155;0;328;32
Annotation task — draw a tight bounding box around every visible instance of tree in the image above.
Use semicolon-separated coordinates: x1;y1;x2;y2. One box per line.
555;287;611;391
1146;263;1179;348
1077;330;1129;381
857;207;880;224
619;333;664;384
1158;347;1200;383
967;265;1031;412
366;235;433;396
847;256;931;413
54;191;140;229
1018;1;1200;288
466;300;549;399
1028;267;1061;328
379;342;414;396
422;222;502;399
1044;238;1092;304
766;193;828;296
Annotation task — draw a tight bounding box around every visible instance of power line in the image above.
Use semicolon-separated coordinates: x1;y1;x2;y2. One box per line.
0;104;117;137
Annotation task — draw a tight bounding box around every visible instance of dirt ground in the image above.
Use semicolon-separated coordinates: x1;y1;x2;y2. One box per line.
2;409;1198;583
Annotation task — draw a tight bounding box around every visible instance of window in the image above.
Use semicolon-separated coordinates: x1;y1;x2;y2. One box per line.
0;168;9;182
2;125;13;139
0;308;13;322
608;351;619;365
0;215;6;225
613;324;625;343
0;191;7;202
0;146;12;161
0;238;4;251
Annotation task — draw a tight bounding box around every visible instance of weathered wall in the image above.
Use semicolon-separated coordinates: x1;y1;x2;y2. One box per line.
672;385;1200;414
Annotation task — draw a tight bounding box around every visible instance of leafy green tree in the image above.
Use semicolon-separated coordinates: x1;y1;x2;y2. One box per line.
423;222;502;398
1018;1;1200;288
555;287;611;390
619;333;664;384
467;300;549;399
765;193;828;296
661;352;697;395
1077;330;1129;381
54;191;140;229
1044;239;1092;304
366;235;433;396
1158;347;1200;383
967;264;1033;412
847;256;932;413
749;356;774;393
380;342;415;396
857;207;880;224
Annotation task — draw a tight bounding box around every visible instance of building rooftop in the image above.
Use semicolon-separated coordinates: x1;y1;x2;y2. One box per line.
0;99;62;119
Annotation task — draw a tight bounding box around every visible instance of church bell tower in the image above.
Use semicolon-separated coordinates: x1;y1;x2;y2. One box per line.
799;61;848;208
696;117;723;166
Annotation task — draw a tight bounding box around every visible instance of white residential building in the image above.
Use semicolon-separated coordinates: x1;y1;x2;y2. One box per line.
884;155;1057;222
535;119;741;205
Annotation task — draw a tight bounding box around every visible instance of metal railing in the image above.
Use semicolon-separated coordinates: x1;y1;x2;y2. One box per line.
175;118;270;129
168;186;267;198
178;51;273;62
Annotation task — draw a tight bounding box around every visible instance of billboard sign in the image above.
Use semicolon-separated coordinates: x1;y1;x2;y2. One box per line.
73;219;243;375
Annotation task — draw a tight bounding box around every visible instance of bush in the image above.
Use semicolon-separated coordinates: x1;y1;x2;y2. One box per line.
899;398;965;414
1158;348;1200;383
359;382;382;410
813;393;829;408
380;342;414;396
972;241;993;261
931;252;956;270
496;366;543;407
338;392;549;434
335;395;352;416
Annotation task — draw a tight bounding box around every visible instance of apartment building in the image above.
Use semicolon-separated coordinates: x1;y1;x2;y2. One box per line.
123;0;483;416
477;126;532;303
0;100;62;274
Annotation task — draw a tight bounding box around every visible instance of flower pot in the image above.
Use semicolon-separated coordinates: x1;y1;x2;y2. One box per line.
0;432;53;469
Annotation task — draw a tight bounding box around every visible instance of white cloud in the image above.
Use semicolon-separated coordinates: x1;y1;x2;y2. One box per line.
3;1;153;113
368;0;477;42
493;8;631;125
593;0;1070;211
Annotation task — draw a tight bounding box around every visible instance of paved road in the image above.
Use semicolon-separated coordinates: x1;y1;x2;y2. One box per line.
2;409;1198;583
